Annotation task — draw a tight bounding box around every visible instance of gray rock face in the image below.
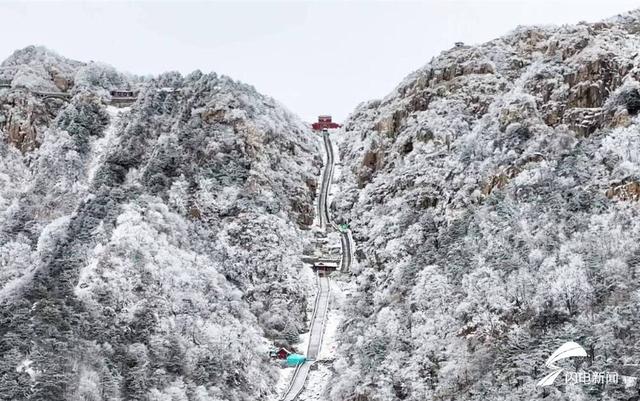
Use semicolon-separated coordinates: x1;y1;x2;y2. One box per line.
0;47;321;401
331;9;640;401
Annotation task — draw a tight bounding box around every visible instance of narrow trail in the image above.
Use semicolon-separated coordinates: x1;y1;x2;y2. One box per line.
280;130;354;401
319;131;354;272
281;275;330;401
318;131;334;231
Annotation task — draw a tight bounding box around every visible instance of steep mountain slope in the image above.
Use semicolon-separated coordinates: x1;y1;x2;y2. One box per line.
331;10;640;401
0;46;321;401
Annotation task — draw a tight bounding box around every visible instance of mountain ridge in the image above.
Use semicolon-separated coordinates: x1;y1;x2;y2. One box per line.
329;8;640;401
2;7;640;400
0;47;321;401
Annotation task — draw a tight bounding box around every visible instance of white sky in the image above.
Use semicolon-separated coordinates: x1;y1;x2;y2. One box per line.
0;1;637;122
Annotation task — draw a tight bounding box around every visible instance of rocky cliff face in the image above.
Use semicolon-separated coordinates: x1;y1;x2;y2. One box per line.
0;46;133;153
0;47;321;401
331;9;640;401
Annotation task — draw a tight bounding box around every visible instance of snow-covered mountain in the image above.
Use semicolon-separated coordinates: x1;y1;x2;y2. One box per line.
330;9;640;401
0;46;321;400
4;8;640;401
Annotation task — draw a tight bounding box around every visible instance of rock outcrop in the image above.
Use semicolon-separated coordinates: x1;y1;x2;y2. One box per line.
0;47;321;401
330;9;640;401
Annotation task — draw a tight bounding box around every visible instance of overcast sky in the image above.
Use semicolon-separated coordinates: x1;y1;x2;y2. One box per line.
0;1;638;122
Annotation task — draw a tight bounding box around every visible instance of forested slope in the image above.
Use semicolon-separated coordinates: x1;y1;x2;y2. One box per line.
0;46;321;401
330;10;640;401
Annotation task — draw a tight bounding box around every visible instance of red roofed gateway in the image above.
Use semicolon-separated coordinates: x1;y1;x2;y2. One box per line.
312;115;341;131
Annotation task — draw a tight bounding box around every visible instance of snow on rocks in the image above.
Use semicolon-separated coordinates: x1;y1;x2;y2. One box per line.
0;47;322;401
329;9;640;401
86;105;128;184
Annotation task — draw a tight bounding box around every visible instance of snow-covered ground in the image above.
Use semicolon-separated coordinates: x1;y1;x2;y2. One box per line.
268;363;296;401
299;264;317;351
1;47;325;401
326;129;344;222
267;265;317;401
317;309;340;361
295;267;353;400
318;267;354;362
273;129;352;401
297;364;333;401
311;132;325;228
294;129;356;400
86;106;128;184
267;263;314;399
325;129;349;259
16;358;36;380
